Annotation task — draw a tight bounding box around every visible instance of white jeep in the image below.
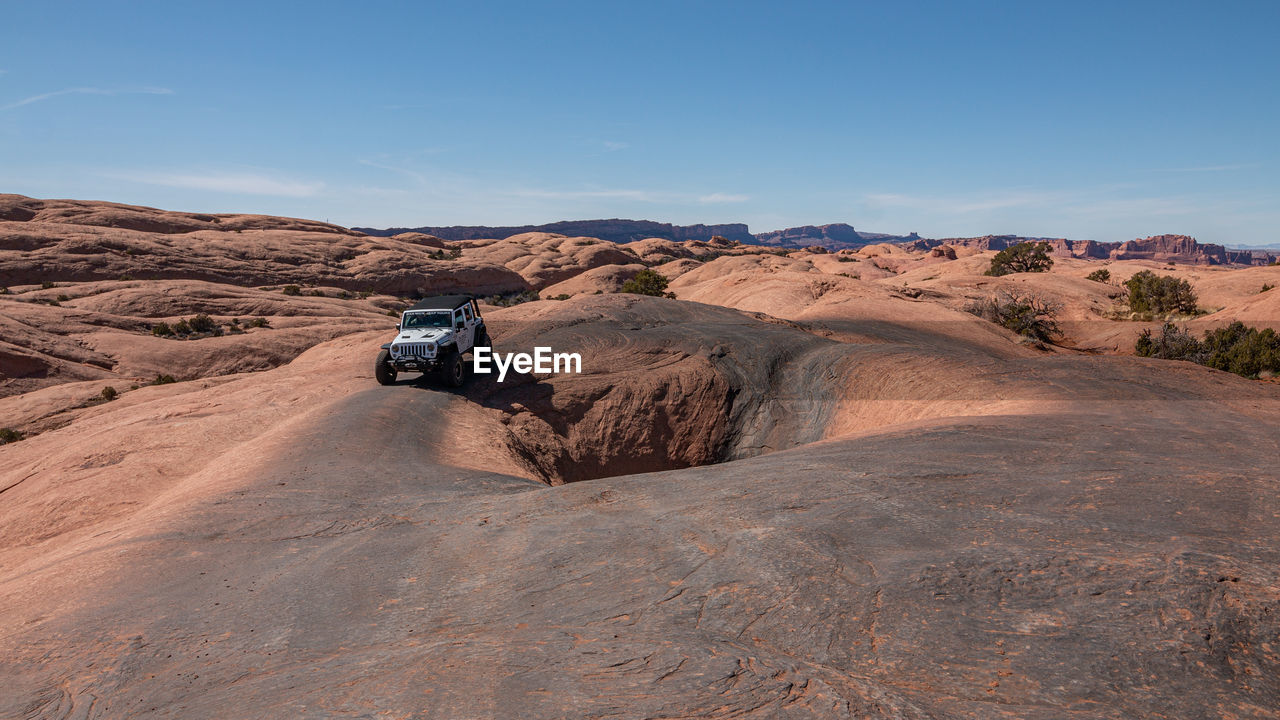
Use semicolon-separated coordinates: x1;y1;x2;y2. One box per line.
375;295;489;387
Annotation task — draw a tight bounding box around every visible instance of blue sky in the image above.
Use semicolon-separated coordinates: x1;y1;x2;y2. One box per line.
2;1;1277;243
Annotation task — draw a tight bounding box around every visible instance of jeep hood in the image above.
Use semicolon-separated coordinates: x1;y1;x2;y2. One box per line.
394;328;453;343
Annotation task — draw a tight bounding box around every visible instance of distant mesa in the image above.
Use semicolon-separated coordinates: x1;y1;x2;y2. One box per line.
752;222;920;249
354;219;920;250
908;233;1276;266
354;219;756;245
355;217;1275;264
1110;233;1267;265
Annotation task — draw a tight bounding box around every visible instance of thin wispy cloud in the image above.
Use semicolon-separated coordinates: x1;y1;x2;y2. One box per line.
859;185;1260;240
512;188;660;202
104;170;324;198
511;187;748;205
600;140;629;151
358;158;430;188
1067;195;1244;218
1;86;172;112
1144;163;1260;174
864;190;1075;214
698;193;749;204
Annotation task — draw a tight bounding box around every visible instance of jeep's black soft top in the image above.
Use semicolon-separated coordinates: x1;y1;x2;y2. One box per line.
407;295;473;312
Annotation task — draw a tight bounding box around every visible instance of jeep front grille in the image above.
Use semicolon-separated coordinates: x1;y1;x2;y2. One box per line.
394;343;435;358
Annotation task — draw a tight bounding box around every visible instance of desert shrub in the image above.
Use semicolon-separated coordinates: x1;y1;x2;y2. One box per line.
151;322;175;337
99;386;118;401
41;281;55;289
837;256;858;262
0;427;22;444
47;299;60;306
0;286;8;294
172;319;192;335
56;294;70;302
151;374;177;385
1085;268;1111;283
966;291;1062;345
248;317;270;328
551;293;571;300
486;290;541;307
282;284;302;296
1135;323;1204;363
1124;270;1197;314
1201;322;1280;378
985;242;1054;277
1263;284;1275;293
187;314;217;333
118;274;134;281
307;289;326;297
1136;321;1280;378
621;269;671;297
428;249;461;260
358;290;373;299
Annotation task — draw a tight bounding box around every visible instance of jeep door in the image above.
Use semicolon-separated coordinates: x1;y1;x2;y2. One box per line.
454;306;475;351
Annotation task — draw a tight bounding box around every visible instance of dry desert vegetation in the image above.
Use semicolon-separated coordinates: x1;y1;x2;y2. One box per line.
2;193;1279;718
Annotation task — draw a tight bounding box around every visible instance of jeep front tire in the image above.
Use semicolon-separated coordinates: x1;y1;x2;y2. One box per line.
441;351;465;387
375;349;396;386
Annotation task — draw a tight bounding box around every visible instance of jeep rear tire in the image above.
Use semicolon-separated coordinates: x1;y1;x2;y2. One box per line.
375;349;396;386
441;352;465;387
475;326;490;351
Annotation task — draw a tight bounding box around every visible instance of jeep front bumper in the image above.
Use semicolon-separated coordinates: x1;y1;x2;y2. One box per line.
390;358;441;372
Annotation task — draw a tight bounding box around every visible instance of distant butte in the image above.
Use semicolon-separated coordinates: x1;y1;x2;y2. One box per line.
357;215;1276;265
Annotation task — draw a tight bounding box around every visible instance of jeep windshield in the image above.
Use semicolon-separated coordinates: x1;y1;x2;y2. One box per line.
402;311;452;329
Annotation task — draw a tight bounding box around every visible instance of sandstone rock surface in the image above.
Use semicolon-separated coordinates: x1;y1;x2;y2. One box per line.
3;198;1280;718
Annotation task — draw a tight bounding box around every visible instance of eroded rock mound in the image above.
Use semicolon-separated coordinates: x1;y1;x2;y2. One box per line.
0;193;357;235
0;279;394;403
0;195;529;295
539;263;647;298
460;233;641;289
